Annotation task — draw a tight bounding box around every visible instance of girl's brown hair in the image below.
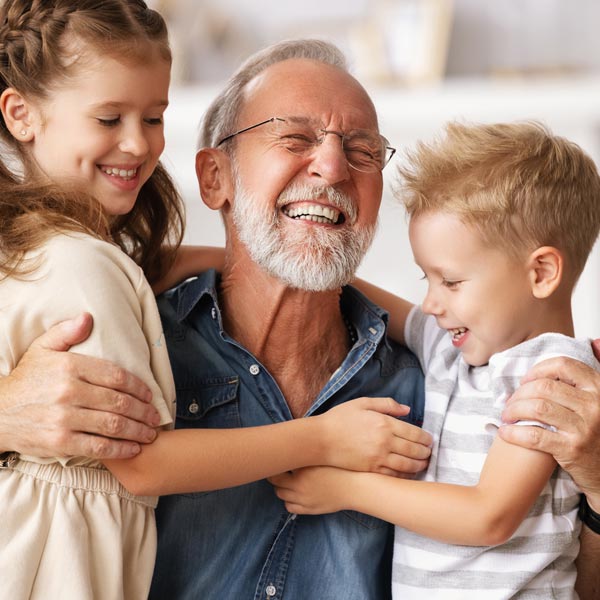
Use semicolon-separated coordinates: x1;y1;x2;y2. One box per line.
0;0;184;283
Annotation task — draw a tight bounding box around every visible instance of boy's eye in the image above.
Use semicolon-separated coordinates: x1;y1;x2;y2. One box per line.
97;117;120;127
442;279;462;289
144;117;164;126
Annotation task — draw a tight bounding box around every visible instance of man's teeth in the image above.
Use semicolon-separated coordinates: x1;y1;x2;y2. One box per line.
283;204;341;224
450;327;467;340
101;166;137;180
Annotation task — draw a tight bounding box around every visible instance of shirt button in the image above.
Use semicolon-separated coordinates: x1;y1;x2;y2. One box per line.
188;401;199;414
265;585;276;597
211;307;217;319
249;364;260;375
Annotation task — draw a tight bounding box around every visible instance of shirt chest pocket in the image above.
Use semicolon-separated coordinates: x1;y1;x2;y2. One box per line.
175;377;241;429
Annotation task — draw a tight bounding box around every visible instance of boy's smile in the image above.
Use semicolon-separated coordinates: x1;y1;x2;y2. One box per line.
409;210;541;367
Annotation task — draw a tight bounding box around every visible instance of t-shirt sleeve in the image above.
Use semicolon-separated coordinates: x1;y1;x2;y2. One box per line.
404;305;446;371
0;234;175;429
485;334;599;432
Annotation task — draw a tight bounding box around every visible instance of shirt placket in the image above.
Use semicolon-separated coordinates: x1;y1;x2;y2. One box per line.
255;513;298;600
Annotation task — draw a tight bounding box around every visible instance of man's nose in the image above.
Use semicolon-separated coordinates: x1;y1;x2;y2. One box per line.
306;132;350;185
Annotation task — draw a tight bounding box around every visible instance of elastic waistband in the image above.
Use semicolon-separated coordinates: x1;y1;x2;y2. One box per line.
4;456;157;508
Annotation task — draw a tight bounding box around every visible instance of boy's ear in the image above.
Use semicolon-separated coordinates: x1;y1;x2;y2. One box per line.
0;87;35;141
195;148;234;211
527;246;563;298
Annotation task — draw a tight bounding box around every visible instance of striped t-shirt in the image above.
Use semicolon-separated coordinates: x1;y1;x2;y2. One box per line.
392;306;598;600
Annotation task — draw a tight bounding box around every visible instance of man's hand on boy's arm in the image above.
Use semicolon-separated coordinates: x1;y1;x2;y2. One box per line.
0;313;160;459
498;354;600;506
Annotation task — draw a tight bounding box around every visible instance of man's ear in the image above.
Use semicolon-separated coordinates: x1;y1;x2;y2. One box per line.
527;246;564;298
0;87;35;141
195;148;234;211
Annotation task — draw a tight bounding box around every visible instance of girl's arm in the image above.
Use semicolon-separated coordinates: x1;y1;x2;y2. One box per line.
352;278;414;345
152;245;226;295
271;434;555;547
25;236;432;496
104;397;432;497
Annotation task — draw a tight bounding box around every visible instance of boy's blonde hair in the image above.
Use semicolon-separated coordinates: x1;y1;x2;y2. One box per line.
398;121;600;282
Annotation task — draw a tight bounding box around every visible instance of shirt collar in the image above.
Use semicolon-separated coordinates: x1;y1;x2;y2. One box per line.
171;269;391;340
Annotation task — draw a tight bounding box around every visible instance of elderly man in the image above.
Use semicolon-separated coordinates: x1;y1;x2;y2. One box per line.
148;40;600;599
1;39;600;599
149;40;425;599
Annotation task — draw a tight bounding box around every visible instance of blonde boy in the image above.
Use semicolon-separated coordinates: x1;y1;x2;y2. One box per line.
271;122;600;599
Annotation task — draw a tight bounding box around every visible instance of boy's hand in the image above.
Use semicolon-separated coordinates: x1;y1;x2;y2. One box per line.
0;313;160;459
319;397;432;476
270;466;356;515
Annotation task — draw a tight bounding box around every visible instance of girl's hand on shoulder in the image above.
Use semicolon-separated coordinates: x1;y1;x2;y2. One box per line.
319;397;432;476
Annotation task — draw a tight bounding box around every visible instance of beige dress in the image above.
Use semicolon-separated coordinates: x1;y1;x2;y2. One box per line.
0;232;175;600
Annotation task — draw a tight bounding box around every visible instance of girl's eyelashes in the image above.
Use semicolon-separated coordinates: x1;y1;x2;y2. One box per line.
97;117;120;127
96;116;164;127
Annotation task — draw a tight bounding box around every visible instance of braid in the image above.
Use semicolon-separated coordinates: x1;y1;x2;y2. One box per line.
0;0;184;283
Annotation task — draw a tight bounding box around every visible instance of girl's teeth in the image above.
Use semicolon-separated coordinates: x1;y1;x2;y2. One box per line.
102;167;137;178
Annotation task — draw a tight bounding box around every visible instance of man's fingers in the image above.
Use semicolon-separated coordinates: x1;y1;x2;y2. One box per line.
62;432;143;460
506;378;589;418
520;356;600;390
31;313;94;352
497;423;560;456
65;354;153;404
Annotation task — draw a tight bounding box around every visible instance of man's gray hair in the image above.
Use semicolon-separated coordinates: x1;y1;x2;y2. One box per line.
199;39;349;149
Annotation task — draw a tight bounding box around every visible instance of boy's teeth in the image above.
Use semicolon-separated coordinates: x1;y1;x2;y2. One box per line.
450;327;467;339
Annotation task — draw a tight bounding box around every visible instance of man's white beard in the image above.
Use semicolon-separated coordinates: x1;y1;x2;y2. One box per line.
231;174;377;292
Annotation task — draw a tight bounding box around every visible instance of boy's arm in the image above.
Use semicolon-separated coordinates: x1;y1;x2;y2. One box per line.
352;278;414;344
272;435;555;546
152;245;226;295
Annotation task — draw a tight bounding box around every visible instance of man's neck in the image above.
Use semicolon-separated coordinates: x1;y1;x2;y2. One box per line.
219;256;352;417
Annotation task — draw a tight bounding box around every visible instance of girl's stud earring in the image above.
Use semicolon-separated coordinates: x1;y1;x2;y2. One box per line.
20;129;27;136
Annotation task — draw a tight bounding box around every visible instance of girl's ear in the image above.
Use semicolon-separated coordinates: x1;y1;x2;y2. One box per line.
0;87;35;142
195;148;234;211
527;246;564;298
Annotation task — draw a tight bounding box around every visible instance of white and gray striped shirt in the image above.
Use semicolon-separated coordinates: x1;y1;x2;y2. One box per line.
393;306;598;600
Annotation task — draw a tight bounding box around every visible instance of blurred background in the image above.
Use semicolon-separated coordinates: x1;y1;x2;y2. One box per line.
151;0;600;337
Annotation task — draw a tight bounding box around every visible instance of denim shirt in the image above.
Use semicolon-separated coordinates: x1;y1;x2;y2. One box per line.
150;270;425;600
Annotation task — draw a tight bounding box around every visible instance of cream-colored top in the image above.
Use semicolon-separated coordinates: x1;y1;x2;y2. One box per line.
0;231;175;466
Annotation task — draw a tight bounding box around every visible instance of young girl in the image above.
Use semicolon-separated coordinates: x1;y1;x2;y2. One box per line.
0;2;423;598
270;122;600;599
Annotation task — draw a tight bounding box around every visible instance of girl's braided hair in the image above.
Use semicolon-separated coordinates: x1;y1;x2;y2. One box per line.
0;0;184;283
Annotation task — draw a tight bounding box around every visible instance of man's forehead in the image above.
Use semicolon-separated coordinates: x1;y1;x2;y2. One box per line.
240;58;378;129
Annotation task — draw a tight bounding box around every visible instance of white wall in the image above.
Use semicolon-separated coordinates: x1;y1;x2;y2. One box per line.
162;76;600;338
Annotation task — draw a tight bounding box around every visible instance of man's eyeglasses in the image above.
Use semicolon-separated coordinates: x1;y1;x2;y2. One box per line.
216;116;396;173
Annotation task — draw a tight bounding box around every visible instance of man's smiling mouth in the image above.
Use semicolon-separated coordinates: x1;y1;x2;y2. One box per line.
282;203;344;224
